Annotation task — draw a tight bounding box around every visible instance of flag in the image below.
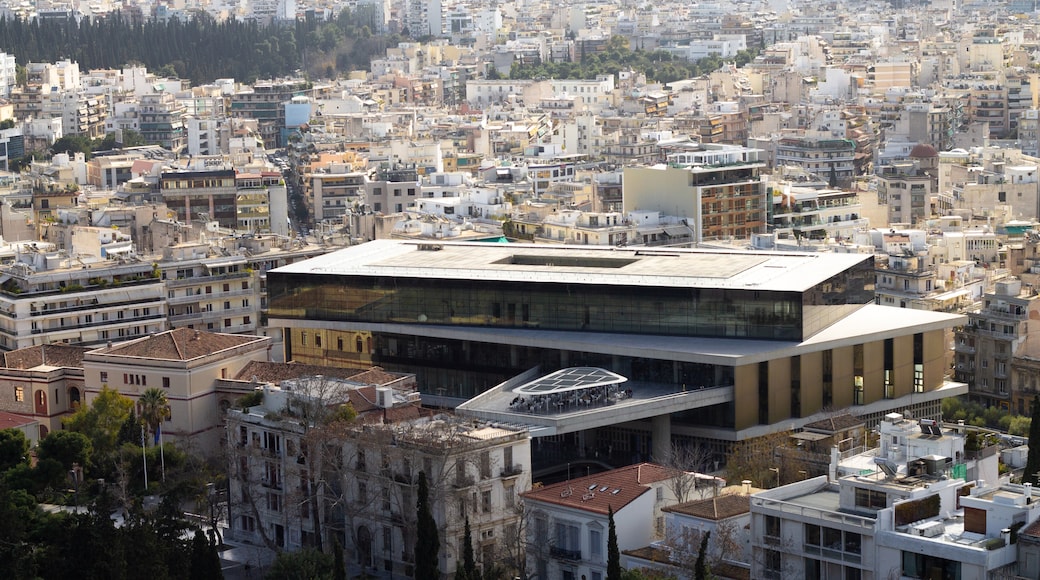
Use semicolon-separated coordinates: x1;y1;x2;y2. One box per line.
154;423;161;446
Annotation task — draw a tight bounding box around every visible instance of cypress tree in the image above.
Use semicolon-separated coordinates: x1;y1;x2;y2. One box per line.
1026;395;1040;485
333;538;346;580
455;517;478;580
694;531;711;580
607;505;621;580
415;471;440;580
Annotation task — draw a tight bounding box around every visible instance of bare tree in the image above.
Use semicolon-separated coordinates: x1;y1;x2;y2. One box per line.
724;431;791;489
659;444;718;503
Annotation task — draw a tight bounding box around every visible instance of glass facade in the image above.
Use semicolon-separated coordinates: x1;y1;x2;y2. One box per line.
343;331;736;401
268;258;874;342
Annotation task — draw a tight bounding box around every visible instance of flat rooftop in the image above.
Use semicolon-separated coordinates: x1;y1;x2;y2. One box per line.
271;239;874;293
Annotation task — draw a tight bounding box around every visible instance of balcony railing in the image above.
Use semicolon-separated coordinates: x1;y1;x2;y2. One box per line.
550;547;581;560
501;465;524;478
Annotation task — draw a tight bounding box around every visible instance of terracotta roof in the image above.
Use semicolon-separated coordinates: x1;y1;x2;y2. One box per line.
1020;519;1040;540
91;328;267;361
521;463;673;515
2;344;89;369
909;143;939;158
802;413;865;433
234;360;369;383
0;411;35;429
662;494;751;520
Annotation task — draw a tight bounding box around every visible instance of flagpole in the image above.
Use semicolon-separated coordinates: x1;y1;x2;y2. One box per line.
141;423;148;490
159;421;166;482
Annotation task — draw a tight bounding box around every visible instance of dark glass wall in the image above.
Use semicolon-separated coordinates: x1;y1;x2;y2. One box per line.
363;331;735;400
270;274;814;340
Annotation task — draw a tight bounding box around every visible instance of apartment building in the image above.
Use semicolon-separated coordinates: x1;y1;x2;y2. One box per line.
750;413;1019;580
955;277;1040;411
160;245;261;335
227;388;530;577
774;135;857;188
624;143;768;242
0;249;165;350
138;90;187;152
522;463;675;580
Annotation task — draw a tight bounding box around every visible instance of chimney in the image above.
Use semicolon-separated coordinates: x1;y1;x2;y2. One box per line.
1026;483;1033;503
742;479;752;494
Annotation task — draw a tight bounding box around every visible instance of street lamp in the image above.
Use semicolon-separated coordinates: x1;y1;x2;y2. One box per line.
68;467;80;513
769;467;780;488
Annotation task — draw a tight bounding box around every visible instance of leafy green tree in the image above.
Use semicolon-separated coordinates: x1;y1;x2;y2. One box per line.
607;505;621;580
37;430;93;471
0;428;29;472
415;470;440;580
121;129;146;148
50;134;93;159
1026;395;1040;485
64;386;134;469
265;548;333;580
139;387;169;446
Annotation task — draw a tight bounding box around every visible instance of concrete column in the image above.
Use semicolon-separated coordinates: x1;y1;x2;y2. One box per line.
651;414;671;462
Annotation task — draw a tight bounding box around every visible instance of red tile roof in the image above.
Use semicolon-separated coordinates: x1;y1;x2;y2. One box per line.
91;328;267;361
521;463;673;515
234;360;369;383
662;493;751;520
2;344;89;369
0;410;35;429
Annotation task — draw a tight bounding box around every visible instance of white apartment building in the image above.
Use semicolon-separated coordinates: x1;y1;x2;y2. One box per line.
0;246;166;350
751;413;1012;580
549;76;615;112
522;463;676;580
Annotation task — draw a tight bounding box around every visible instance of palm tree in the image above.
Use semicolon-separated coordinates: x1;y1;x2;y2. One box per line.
139;387;169;447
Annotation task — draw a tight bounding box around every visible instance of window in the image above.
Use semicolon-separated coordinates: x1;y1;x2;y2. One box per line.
764;549;781;578
480;451;491;479
267;492;281;512
315;335;322;348
854;487;886;509
223;284;230;292
589;528;602;560
225;319;231;328
764;515;780;538
242;281;249;290
481;489;491;512
100;371;108;383
14;386;23;402
162;377;170;388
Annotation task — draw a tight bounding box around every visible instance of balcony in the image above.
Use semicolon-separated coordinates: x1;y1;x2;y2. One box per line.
501;464;524;478
550;547;581;560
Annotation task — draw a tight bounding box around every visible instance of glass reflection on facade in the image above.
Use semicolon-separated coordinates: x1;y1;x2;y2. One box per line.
268;257;874;342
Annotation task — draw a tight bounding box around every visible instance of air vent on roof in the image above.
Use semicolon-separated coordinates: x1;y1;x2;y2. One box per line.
611;489;621;495
588;484;597;490
599;486;609;492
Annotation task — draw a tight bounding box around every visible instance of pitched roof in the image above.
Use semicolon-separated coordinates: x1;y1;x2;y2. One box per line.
91;328;267;361
0;411;35;429
521;463;673;515
662;493;751;520
2;344;89;369
802;413;865;432
234;360;370;384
